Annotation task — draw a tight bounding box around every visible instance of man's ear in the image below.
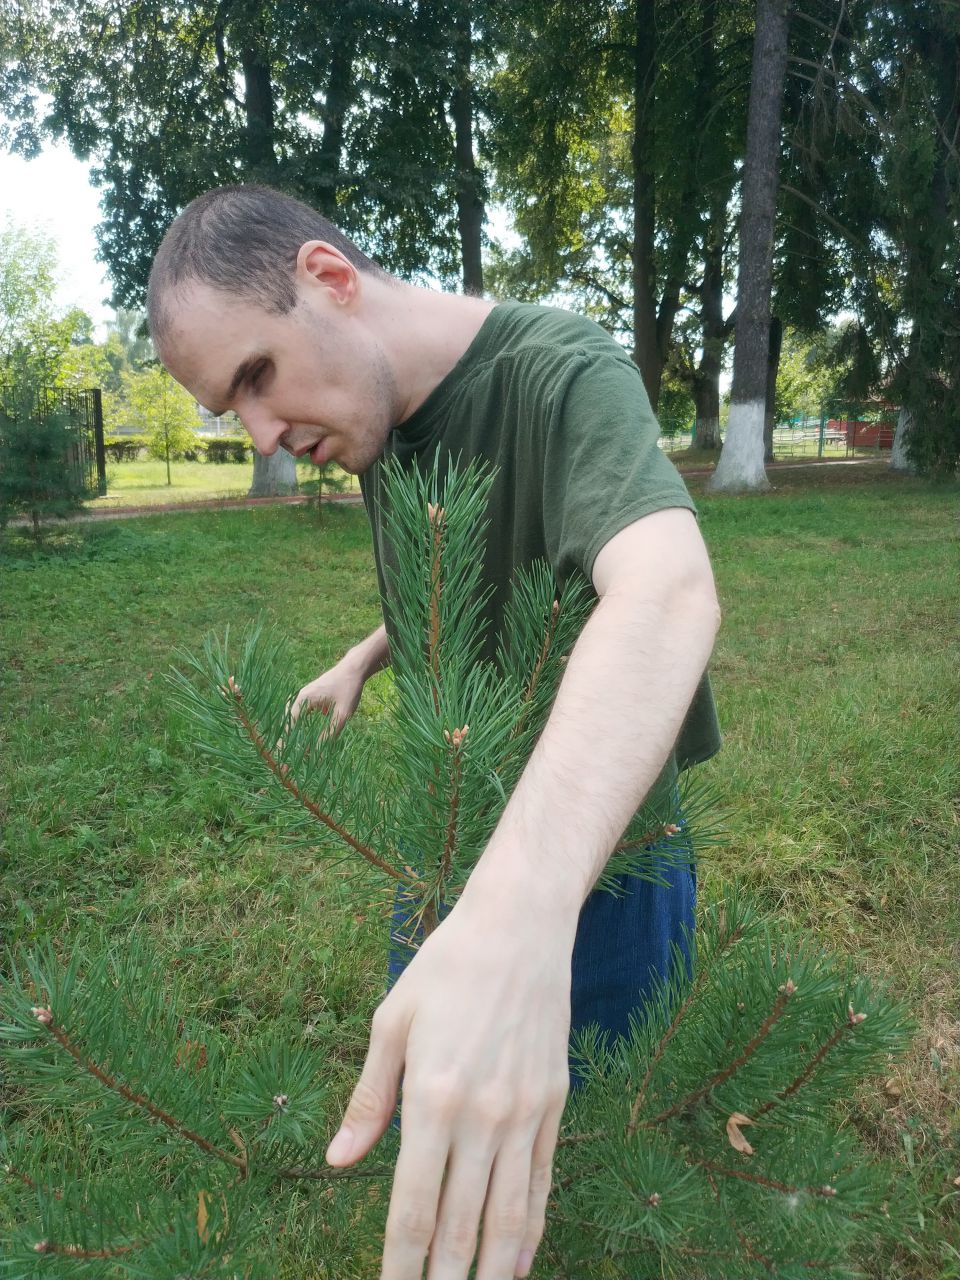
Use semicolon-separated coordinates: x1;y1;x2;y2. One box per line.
295;240;358;305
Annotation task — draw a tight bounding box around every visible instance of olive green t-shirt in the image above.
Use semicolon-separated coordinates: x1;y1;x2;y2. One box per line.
359;300;721;802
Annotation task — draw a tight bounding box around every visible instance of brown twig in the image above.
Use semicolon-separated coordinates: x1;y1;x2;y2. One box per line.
274;1163;392;1182
753;1004;867;1119
644;980;796;1127
692;1158;837;1200
614;819;683;854
30;1007;245;1173
226;683;416;887
626;924;744;1137
34;1240;138;1258
428;504;444;713
440;724;468;885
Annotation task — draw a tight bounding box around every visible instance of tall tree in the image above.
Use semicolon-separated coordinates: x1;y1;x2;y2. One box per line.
708;0;791;493
489;0;733;409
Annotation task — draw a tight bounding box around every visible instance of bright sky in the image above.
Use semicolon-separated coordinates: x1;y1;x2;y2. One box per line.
0;141;114;336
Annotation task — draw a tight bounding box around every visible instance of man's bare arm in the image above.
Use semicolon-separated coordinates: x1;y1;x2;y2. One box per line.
324;507;722;1280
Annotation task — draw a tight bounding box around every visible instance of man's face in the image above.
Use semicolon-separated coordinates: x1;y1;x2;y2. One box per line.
158;276;401;475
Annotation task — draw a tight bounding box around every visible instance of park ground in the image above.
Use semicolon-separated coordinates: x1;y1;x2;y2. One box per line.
1;460;958;1276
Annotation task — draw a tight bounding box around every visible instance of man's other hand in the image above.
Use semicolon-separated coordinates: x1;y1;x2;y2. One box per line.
288;661;364;735
325;887;573;1279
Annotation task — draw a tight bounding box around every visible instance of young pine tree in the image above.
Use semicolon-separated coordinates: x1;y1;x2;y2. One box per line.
1;460;911;1277
0;360;86;540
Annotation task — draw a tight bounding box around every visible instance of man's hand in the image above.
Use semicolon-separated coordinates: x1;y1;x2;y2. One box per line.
288;661;365;734
325;879;574;1280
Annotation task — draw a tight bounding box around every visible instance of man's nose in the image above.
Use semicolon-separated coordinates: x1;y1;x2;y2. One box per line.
241;406;288;457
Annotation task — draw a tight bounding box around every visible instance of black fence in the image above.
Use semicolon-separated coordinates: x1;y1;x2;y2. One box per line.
0;384;107;497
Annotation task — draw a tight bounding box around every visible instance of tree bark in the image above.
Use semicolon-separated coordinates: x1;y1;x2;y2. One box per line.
450;7;484;295
763;314;782;462
693;191;729;450
708;0;790;493
249;449;299;496
631;0;659;403
241;46;278;180
316;33;357;219
889;404;916;473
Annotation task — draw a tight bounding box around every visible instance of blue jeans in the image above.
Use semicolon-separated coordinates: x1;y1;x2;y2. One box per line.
386;796;696;1110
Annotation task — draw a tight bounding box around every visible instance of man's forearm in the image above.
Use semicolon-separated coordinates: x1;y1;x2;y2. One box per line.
461;577;720;924
340;623;391;681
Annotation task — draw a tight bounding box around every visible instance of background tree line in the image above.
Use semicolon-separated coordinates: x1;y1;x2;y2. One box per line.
1;0;957;489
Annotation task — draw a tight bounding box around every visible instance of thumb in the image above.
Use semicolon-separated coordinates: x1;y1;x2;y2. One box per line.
326;1009;405;1166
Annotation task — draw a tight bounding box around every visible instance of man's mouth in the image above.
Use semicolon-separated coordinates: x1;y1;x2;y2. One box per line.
309;439;329;465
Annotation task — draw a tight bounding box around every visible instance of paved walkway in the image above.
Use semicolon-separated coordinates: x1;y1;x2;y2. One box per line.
12;456;886;528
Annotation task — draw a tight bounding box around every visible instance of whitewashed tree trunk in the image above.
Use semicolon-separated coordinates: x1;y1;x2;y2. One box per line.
708;0;789;494
890;405;917;473
248;448;299;497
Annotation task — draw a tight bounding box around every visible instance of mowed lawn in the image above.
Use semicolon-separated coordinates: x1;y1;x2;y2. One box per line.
1;462;958;1276
87;455;361;508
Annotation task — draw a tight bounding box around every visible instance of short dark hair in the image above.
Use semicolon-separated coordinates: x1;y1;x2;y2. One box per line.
147;184;391;347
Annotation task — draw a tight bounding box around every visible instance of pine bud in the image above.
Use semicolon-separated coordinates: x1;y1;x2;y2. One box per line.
821;1185;837;1197
779;979;797;996
273;1094;289;1111
34;1242;50;1253
31;1006;53;1026
647;1192;661;1207
664;824;681;837
847;1004;867;1026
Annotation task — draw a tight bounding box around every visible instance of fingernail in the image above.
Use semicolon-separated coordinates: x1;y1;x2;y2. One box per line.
515;1247;534;1277
325;1126;353;1164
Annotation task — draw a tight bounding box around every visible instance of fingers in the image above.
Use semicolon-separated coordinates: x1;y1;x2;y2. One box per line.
326;1005;406;1168
470;1138;533;1280
510;1105;565;1279
425;1140;501;1280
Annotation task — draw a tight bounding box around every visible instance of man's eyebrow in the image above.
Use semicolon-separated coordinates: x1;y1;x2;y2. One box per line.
210;353;268;414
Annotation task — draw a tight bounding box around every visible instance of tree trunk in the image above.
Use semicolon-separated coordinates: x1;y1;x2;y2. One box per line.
249;449;299;496
763;314;783;462
450;7;484;296
889;405;917;473
694;191;729;451
316;34;357;219
631;0;659;403
708;0;790;493
241;47;278;180
693;376;721;451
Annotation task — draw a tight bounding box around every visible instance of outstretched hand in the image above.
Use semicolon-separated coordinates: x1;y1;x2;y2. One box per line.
325;884;574;1280
287;661;364;735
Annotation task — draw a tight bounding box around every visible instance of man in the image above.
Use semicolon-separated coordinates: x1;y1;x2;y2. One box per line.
148;183;722;1280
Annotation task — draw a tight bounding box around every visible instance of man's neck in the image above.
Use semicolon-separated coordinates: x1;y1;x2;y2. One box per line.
374;283;497;423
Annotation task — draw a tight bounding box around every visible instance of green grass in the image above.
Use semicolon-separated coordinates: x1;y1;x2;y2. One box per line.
86;456;360;508
2;467;959;1276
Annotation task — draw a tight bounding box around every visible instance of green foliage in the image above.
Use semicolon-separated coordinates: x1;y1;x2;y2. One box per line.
120;366;200;484
0;360;86;538
0;463;922;1274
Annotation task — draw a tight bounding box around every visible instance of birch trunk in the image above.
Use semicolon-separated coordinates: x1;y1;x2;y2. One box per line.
248;449;299;497
708;0;790;493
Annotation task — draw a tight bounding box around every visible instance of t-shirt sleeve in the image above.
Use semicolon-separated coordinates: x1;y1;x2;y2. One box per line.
541;350;698;586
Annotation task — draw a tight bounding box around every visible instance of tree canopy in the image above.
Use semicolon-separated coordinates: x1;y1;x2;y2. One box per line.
3;0;958;475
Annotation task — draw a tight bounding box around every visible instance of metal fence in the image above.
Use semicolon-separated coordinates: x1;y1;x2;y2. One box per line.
0;384;107;497
656;400;900;462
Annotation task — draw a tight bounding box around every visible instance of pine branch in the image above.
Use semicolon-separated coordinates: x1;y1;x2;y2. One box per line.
752;1002;869;1119
626;923;745;1136
33;1239;139;1258
643;979;797;1127
29;1005;246;1174
224;677;415;888
428;502;444;713
441;723;469;884
690;1158;837;1200
614;818;684;855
